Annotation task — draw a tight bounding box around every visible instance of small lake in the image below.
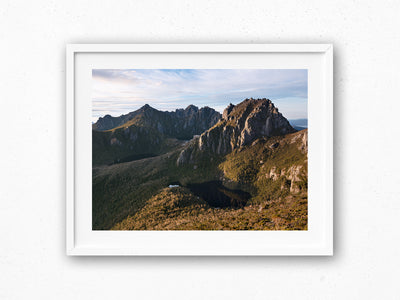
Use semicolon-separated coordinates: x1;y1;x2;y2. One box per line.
186;181;251;209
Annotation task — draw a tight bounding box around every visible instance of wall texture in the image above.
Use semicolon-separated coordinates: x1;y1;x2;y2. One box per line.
1;0;399;299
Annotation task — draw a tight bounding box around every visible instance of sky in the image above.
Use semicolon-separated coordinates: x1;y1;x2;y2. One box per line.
92;69;307;122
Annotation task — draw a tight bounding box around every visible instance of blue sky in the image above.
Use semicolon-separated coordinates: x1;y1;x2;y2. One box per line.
92;69;307;122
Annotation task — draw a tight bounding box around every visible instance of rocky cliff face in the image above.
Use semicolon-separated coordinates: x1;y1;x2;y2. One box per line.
177;98;296;164
219;128;308;201
263;131;307;194
93;104;221;165
93;104;221;140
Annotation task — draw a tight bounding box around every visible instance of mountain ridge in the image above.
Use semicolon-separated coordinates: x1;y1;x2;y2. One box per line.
92;104;221;165
177;98;296;165
93;104;221;134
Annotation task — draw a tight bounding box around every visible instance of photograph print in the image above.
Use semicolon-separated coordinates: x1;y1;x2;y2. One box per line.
92;69;308;230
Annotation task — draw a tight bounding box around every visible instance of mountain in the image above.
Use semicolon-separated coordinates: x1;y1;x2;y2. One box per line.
220;129;307;201
92;98;308;230
93;104;221;139
289;118;308;131
93;129;308;230
92;104;221;165
177;98;296;164
92;124;171;165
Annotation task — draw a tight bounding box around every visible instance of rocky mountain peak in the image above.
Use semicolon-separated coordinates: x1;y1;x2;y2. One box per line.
222;98;293;145
140;104;159;114
177;98;296;165
141;104;152;110
222;103;234;120
185;104;199;113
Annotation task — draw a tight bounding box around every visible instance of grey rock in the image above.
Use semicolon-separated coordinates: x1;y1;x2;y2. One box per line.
178;98;295;165
93;104;221;140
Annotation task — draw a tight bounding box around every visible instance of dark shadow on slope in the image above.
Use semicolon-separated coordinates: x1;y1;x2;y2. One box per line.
186;181;251;208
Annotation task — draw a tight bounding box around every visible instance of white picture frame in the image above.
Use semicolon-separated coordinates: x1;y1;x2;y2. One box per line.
66;44;333;256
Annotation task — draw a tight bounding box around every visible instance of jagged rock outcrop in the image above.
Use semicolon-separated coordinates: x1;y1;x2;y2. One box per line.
261;129;307;194
177;98;296;165
222;103;234;120
290;128;308;153
265;164;306;194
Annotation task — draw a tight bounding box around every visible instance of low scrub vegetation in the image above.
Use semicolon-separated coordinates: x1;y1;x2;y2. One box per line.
113;187;307;230
93;130;308;230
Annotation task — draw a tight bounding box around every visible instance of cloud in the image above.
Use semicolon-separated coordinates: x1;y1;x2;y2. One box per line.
92;69;307;122
92;69;141;84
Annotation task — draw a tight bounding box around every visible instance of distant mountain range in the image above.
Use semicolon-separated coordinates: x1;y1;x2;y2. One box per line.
288;118;308;131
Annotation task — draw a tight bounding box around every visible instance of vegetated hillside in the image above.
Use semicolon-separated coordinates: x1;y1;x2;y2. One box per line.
110;129;307;230
92;104;221;166
112;185;306;230
92;125;185;166
92;98;308;230
92;146;222;229
220;129;307;205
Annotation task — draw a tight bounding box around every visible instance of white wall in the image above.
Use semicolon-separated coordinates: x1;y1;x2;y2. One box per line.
1;0;399;299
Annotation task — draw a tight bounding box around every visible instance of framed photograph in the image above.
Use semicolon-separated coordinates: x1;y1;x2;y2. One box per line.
66;44;333;255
